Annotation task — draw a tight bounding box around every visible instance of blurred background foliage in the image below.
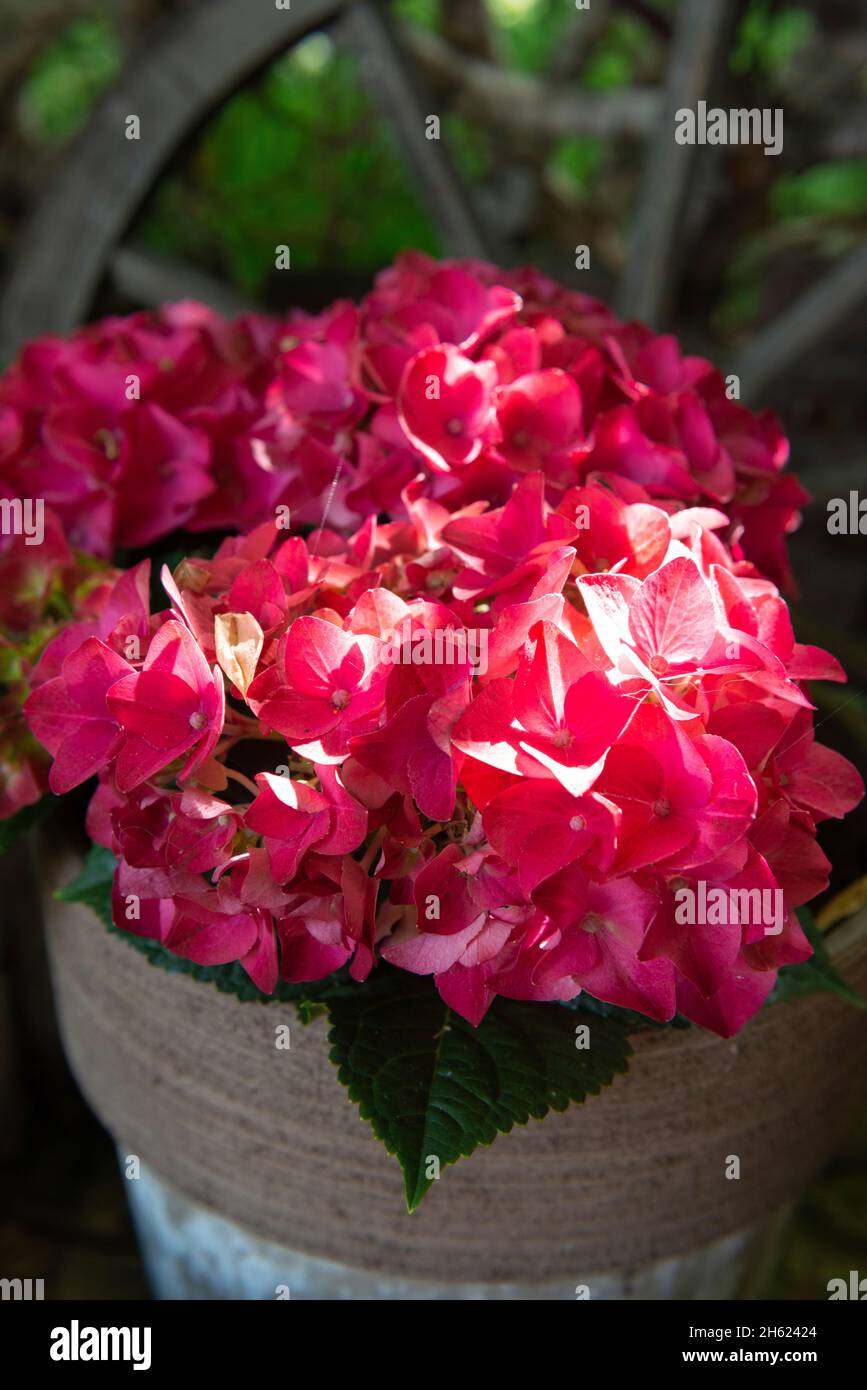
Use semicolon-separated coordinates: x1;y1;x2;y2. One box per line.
0;0;866;1303
4;0;865;332
3;0;864;891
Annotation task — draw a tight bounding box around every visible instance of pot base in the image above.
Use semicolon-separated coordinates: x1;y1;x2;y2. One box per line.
123;1152;790;1301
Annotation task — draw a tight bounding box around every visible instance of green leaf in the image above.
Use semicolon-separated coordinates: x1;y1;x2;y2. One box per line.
327;968;632;1210
560;990;692;1030
19;16;122;145
768;908;867;1010
55;841;116;926
773;159;867;222
0;795;52;856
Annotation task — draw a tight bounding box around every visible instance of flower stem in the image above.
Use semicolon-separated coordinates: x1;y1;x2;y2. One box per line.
359;825;387;873
223;767;259;798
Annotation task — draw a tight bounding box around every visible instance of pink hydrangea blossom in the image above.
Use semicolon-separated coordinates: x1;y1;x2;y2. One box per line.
4;255;862;1038
18;481;861;1035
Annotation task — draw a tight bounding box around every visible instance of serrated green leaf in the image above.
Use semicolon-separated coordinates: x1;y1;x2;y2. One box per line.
55;841;116;927
0;795;53;856
768;907;867;1010
327;968;632;1210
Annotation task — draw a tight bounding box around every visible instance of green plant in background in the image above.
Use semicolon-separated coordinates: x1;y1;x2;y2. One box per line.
136;34;439;292
18;14;122;143
391;0;438;33
2;3;708;295
444;112;494;183
581;13;646;90
716;1;867;335
16;0;866;313
548;134;606;197
774;161;867;223
730;1;815;79
487;0;565;73
120;1;657;292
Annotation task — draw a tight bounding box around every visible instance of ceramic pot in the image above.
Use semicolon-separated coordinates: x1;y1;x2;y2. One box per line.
42;850;867;1300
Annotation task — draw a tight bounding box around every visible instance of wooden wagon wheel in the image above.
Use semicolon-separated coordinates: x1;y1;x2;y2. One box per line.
1;0;866;412
0;0;491;358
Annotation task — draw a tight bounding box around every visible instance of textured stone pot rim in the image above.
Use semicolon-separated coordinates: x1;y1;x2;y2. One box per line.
42;844;867;1285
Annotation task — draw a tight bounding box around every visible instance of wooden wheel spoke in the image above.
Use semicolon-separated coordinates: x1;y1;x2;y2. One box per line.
108;246;257;318
0;0;344;357
0;0;861;420
333;1;490;260
731;241;867;405
617;0;733;326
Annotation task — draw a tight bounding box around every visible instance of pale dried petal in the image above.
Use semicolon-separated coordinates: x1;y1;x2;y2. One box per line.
214;611;264;696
